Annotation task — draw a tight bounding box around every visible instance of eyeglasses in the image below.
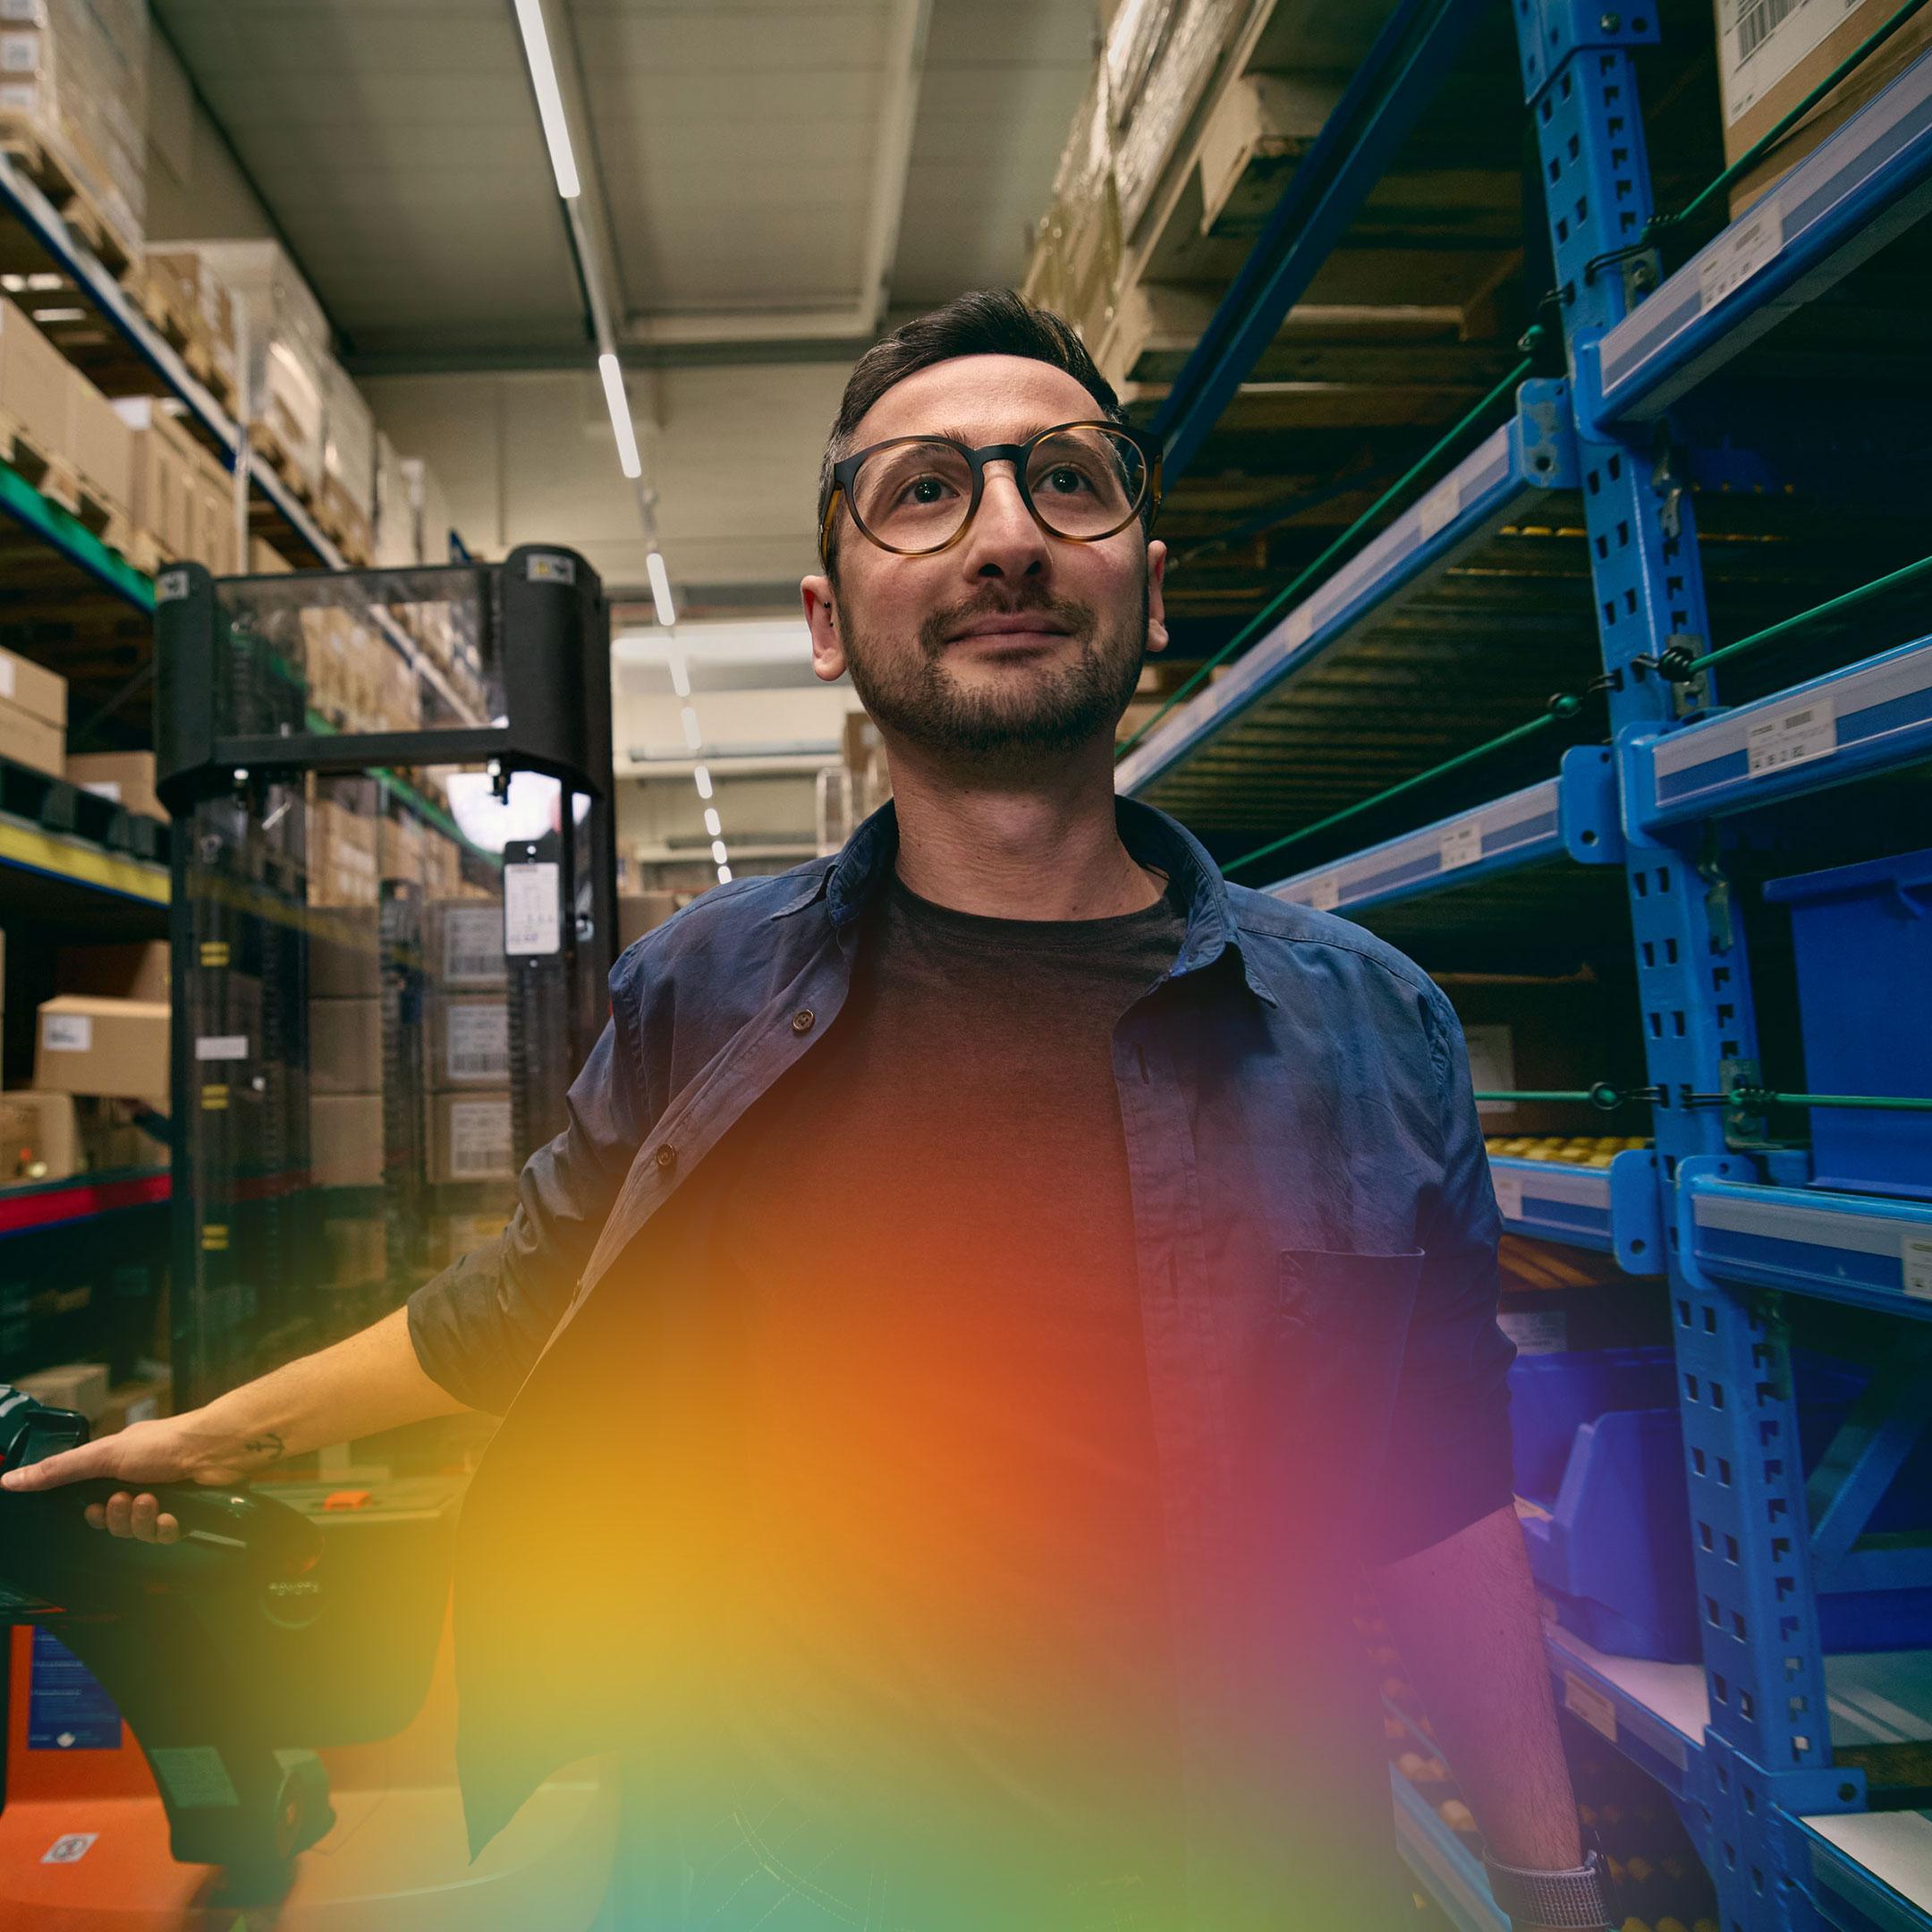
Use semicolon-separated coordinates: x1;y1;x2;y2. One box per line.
821;420;1162;562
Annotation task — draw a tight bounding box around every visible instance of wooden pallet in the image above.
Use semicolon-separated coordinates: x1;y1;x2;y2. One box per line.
126;262;193;354
0;122;139;280
251;419;317;505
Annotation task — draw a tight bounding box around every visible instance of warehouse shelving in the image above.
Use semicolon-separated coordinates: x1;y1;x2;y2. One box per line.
0;1169;170;1241
1114;7;1932;1927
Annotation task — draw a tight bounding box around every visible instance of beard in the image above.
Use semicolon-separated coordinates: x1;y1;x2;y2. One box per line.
835;574;1150;779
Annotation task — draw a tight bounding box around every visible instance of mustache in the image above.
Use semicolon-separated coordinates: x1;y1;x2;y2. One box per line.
919;588;1095;656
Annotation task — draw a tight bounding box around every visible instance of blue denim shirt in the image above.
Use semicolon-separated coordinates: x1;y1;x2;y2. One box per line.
411;793;1514;1919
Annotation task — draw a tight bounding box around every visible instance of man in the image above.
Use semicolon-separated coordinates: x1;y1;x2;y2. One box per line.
7;292;1605;1931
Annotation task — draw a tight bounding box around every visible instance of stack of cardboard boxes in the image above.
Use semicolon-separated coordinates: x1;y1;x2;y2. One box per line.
307;903;384;1214
0;641;66;782
422;902;514;1190
11;1359;173;1439
114;394;234;574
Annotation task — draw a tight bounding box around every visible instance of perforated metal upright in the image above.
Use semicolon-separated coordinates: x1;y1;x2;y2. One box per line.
1513;7;1867;1926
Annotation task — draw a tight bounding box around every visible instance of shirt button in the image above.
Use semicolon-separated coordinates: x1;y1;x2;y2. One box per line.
791;1008;815;1034
655;1144;677;1171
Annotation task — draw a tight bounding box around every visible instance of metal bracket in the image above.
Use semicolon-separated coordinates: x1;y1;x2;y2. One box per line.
1558;744;1625;864
1515;0;1663;97
1696;826;1736;953
1516;377;1580;488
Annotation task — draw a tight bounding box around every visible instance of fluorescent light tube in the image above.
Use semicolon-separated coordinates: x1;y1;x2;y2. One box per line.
711;840;729;865
693;766;714;799
681;706;702;751
669;651;691;698
716;863;733;884
647;549;676;626
704;808;721;837
598;354;642;479
513;0;580;198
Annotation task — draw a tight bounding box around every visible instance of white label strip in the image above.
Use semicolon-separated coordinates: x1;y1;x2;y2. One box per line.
0;656;13;698
1493;1167;1525;1220
1747;689;1836;776
504;861;562;956
1699;198;1784;313
42;1015;91;1053
1563;1672;1619;1744
1306;874;1339;912
1904;1237;1932;1302
195;1036;248;1062
1418;474;1462;540
1282;605;1314;650
81;780;122;802
1440;819;1483;870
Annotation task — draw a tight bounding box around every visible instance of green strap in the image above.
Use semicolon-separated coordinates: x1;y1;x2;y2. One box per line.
1689;549;1932;674
1741;1089;1932;1114
1115;346;1538;763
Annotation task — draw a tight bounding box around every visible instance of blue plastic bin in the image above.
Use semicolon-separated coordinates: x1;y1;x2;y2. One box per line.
1509;1348;1932;1661
1763;845;1932;1200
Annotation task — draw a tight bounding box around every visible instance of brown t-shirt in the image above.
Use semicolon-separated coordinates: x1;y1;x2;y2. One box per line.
692;863;1192;1902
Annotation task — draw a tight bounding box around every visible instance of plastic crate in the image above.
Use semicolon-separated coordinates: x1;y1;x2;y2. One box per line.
1763;845;1932;1200
1510;1348;1932;1660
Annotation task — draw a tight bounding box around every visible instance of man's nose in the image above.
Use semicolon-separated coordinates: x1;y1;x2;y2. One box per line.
962;462;1050;577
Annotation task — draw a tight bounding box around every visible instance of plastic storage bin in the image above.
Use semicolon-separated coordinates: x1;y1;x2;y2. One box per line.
1509;1348;1932;1661
1763;845;1932;1200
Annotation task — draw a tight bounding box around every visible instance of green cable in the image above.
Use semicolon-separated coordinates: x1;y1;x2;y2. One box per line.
1114;344;1538;763
1224;698;1580;879
1475;1082;1647;1110
1740;1089;1932;1114
1665;0;1931;234
1686;548;1932;674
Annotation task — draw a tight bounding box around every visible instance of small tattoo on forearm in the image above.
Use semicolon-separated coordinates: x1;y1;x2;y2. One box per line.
242;1434;285;1464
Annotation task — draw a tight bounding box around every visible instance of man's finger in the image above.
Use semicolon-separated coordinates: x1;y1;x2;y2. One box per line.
1;1440;110;1492
105;1491;134;1537
131;1494;159;1542
157;1513;181;1546
84;1502;106;1530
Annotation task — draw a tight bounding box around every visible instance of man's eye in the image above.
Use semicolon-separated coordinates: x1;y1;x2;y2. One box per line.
901;475;952;504
1043;466;1093;495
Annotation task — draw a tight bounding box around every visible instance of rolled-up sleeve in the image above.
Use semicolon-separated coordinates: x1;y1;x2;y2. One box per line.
407;980;650;1415
1365;988;1517;1565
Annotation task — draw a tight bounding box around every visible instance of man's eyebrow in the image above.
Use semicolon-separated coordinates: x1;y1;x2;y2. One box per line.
923;422;1059;448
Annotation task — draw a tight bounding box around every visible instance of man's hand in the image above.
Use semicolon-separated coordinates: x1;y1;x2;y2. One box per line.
0;1411;281;1544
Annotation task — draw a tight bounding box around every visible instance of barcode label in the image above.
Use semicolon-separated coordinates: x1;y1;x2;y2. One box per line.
1746;691;1836;775
446;1004;509;1082
1563;1672;1619;1744
1738;0;1802;61
1493;1167;1525;1220
447;1100;513;1180
195;1036;249;1062
1699;199;1783;311
1903;1238;1932;1301
1720;0;1848;124
1440;820;1483;871
42;1015;91;1053
442;906;504;982
1306;874;1340;912
0;30;39;71
504;861;562;956
1418;475;1462;540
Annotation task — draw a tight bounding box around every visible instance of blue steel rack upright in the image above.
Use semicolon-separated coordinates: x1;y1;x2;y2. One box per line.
1114;9;1932;1928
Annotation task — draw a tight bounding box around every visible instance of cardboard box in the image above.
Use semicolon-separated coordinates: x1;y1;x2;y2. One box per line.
428;1090;514;1184
309;1092;384;1189
0;644;67;730
74;1095;157;1174
14;1361;112;1423
427;995;509;1089
0;700;64;779
64;365;132;513
309;905;381;998
0;296;70;456
249;535;292;574
33;996;169;1107
64;750;163;821
55;938;170;1004
425;901;505;987
617;894;680;951
113;396;203;561
96;1370;173;1435
321;1215;386;1289
1717;0;1932;214
0;1090;80;1183
309;997;382;1094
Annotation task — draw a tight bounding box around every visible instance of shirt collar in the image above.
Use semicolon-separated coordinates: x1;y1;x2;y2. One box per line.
768;792;1276;1009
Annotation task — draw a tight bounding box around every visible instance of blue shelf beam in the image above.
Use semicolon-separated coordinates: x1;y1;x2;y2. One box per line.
1683;1175;1932;1323
1390;1767;1509;1932
1639;630;1932;829
1589;49;1932;429
1491;1148;1664;1274
1117;386;1578;797
1794;1813;1932;1932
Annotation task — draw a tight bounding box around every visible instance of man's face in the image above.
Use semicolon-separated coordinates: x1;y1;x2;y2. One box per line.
801;354;1167;777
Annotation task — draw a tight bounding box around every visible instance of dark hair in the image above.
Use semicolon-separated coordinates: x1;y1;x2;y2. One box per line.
817;289;1131;575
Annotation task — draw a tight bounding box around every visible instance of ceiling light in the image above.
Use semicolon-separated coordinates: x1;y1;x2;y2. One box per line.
513;0;580;197
647;549;676;627
681;706;702;751
598;353;642;479
716;863;733;884
693;766;713;799
669;650;691;698
30;307;86;324
703;808;721;836
711;840;729;865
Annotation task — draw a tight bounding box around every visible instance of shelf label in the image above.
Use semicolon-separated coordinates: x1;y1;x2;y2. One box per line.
1493;1167;1525;1221
1418;475;1462;540
80;780;122;803
1306;874;1340;912
194;1036;248;1063
1699;198;1783;313
1440;819;1483;871
41;1015;91;1053
1903;1237;1932;1302
1746;690;1835;776
525;553;577;586
1281;605;1314;650
504;860;562;956
447;1099;513;1180
1563;1671;1618;1744
0;656;12;698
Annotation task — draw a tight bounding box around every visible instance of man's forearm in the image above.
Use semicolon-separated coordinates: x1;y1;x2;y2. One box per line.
1373;1503;1583;1871
193;1306;473;1472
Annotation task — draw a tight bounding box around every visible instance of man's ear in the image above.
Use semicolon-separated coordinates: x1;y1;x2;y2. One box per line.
1145;539;1170;657
802;572;847;684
